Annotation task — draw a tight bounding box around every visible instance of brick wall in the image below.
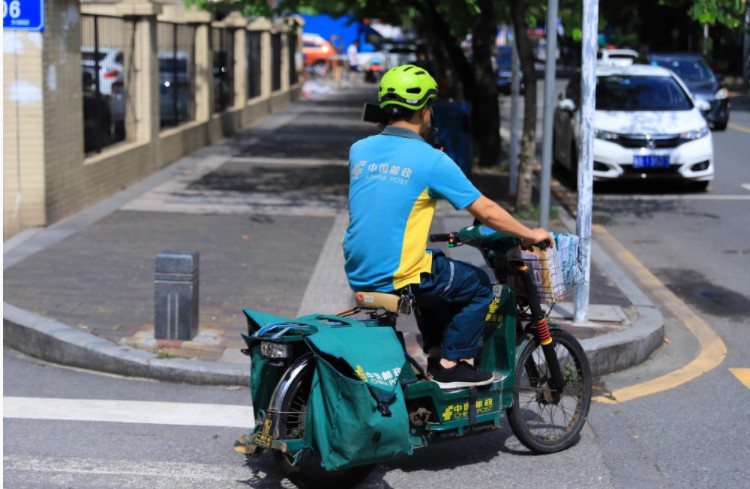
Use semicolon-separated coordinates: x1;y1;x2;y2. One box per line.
3;28;47;239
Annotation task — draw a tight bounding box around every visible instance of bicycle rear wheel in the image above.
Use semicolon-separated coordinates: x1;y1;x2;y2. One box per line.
271;355;375;489
507;329;592;453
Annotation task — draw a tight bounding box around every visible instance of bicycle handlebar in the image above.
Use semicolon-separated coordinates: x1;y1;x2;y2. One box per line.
430;231;550;250
429;233;453;242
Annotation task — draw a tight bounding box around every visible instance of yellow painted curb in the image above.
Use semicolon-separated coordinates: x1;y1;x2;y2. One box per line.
591;224;727;404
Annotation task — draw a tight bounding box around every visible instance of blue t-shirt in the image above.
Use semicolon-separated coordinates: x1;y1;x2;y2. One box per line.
343;126;481;292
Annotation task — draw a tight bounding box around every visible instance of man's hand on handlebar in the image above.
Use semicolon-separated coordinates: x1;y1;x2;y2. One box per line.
520;228;555;249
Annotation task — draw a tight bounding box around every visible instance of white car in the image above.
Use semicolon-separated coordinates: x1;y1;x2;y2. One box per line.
597;48;639;67
81;46;124;96
553;64;714;191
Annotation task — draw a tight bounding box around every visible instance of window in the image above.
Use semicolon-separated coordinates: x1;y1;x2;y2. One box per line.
157;22;196;128
80;14;129;154
596;75;693;111
247;31;262;99
212;28;235;113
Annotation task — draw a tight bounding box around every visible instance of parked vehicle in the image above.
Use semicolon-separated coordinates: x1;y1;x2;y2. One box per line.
371;41;419;71
302;33;340;76
240;225;592;488
553;64;714;191
597;48;639;67
647;52;730;130
496;45;525;94
80;46;124;96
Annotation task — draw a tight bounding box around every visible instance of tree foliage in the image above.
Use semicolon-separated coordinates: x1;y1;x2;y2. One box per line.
188;0;505;177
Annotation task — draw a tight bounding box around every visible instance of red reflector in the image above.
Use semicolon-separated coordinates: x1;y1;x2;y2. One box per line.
103;71;119;79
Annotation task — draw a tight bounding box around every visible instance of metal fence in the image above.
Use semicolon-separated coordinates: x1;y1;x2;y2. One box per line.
212;27;235;113
247;31;262;99
271;33;282;92
80;14;130;154
157;22;196;129
288;33;298;87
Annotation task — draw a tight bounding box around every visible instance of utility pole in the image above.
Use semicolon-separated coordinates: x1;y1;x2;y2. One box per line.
539;0;559;230
574;0;598;324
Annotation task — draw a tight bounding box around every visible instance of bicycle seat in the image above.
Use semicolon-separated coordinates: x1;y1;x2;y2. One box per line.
353;291;406;313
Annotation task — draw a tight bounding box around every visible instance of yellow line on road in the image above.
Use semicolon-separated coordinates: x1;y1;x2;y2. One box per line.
728;122;750;134
729;368;750;389
591;224;727;404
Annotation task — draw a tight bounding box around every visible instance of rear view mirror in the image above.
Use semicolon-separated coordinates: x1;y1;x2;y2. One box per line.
695;99;710;112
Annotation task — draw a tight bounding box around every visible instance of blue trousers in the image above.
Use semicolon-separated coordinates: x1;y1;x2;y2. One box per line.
411;250;493;360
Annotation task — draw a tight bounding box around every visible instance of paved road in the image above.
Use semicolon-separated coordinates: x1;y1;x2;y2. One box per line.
551;91;750;489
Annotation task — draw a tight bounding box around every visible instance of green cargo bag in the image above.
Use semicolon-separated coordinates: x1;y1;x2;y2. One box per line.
303;325;413;471
243;309;319;412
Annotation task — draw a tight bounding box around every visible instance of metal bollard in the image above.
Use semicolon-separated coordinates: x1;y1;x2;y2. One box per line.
154;251;199;340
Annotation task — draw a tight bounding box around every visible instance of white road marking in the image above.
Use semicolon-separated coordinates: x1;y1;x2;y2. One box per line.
742;184;750;192
3;455;261;487
3;397;254;428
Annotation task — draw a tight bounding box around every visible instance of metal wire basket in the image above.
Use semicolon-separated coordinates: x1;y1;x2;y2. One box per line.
506;234;585;304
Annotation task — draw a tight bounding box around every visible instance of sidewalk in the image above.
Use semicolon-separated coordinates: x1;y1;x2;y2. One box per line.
3;79;663;385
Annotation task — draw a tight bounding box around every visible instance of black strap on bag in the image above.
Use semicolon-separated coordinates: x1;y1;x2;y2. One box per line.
367;385;396;417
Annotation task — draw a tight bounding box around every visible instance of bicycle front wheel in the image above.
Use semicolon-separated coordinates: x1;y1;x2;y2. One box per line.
507;328;592;453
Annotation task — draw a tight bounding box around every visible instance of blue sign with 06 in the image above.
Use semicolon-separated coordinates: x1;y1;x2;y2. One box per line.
3;0;45;32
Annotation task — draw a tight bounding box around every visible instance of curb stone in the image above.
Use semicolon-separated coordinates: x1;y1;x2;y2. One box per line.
3;303;249;386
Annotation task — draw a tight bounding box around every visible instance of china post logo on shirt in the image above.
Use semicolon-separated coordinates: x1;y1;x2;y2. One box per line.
352;160;413;186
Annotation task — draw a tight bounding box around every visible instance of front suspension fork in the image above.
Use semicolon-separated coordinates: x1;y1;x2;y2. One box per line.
516;263;566;392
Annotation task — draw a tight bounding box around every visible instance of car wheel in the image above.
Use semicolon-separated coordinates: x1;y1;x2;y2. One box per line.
712;121;728;131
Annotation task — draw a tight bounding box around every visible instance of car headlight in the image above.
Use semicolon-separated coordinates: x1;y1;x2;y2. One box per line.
714;88;728;100
594;129;619;142
679;126;710;141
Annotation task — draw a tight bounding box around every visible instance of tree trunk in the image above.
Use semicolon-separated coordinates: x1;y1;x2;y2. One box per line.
470;0;501;168
416;1;500;170
510;0;538;211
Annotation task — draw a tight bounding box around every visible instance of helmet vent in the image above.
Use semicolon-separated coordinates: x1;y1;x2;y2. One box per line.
406;88;421;94
415;71;426;75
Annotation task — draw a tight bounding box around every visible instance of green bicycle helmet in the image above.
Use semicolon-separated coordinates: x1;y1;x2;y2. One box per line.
378;64;438;113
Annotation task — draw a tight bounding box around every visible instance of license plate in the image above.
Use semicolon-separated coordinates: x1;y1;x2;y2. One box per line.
633;155;670;168
253;418;273;448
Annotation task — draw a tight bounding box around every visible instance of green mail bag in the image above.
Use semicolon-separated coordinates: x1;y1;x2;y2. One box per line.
303;325;412;470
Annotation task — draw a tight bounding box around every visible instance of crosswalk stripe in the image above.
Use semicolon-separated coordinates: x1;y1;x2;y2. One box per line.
3;455;259;485
3;397;254;428
729;368;750;389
